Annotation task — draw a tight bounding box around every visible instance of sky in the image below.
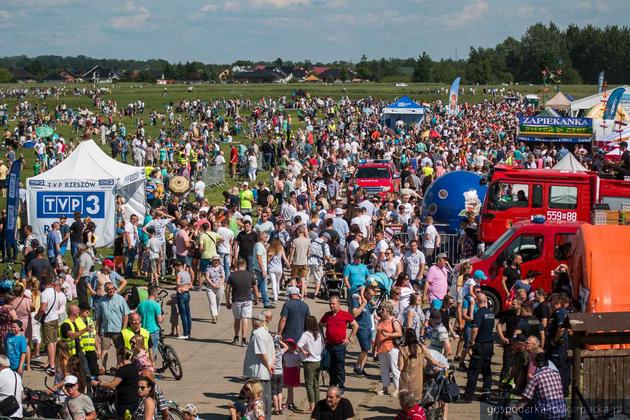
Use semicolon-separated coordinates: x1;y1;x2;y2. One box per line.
1;0;629;64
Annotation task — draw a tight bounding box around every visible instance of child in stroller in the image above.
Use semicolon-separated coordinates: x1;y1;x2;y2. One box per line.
319;261;345;300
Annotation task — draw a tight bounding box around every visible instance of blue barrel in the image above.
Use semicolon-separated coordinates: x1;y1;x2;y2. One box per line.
421;171;487;233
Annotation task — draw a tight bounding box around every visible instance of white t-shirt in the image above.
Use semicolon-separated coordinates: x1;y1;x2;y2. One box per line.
40;287;59;323
194;180;206;197
380;256;400;279
424;224;439;249
124;221;138;248
56;291;68;321
0;368;23;418
351;216;370;237
148;237;162;259
375;239;389;255
297;330;323;362
216;227;234;255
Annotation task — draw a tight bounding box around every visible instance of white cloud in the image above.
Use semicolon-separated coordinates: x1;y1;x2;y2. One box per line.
110;0;151;30
251;0;310;7
445;0;488;29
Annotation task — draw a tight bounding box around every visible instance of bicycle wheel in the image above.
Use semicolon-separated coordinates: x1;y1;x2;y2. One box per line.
163;344;184;380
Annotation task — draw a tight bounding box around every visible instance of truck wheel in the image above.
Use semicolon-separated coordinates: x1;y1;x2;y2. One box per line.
484;290;501;315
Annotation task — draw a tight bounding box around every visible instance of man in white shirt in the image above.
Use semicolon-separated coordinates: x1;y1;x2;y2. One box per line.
423;216;440;266
193;176;206;201
124;214;139;278
243;313;275;420
0;355;23;418
216;219;234;279
374;231;389;266
36;277;60;375
351;207;371;238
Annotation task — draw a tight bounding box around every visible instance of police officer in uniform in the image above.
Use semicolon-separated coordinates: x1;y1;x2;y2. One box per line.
121;313;152;358
495;297;522;381
513;303;542;343
545;293;571;396
460;293;495;403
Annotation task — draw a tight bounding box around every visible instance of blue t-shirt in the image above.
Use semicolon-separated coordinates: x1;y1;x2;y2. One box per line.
4;334;26;370
280;299;310;342
349;296;374;331
462;295;478;328
136;299;163;334
47;231;60;258
343;263;370;294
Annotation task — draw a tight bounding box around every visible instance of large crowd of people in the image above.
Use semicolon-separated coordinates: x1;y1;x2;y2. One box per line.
0;86;609;419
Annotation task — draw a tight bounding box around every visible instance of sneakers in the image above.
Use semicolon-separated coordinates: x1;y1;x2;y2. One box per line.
376;389;385;396
232;335;240;344
176;335;189;340
44;365;55;376
241;338;248;346
287;403;300;413
353;365;363;376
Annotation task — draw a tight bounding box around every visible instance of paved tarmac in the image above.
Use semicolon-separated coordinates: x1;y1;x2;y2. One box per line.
23;285;500;419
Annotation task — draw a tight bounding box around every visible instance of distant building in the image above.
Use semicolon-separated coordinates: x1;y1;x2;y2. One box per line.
82;65;122;83
42;73;67;83
233;69;284;83
58;68;79;82
156;74;176;85
318;68;357;82
11;69;36;83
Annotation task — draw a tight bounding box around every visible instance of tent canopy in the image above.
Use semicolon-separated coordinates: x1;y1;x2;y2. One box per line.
537;108;562;117
27;139;145;247
30;139;142;188
382;96;424;115
570;85;630;116
552;153;587;172
545;92;572;111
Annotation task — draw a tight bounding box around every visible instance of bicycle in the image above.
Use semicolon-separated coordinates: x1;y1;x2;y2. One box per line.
419;367;459;420
155;329;183;380
22;387;63;418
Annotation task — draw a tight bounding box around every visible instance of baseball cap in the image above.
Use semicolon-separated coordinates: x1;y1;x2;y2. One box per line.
102;259;115;268
64;375;79;386
287;286;301;296
335;208;344;216
436;252;448;259
183;404;198;416
473;270;487;280
242;215;253;224
212;255;221;261
321;232;332;240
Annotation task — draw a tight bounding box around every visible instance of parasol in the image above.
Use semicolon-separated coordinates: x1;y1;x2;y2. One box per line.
169;176;191;194
35;125;54;138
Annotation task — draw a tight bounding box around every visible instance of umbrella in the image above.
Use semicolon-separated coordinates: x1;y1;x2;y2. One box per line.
35;125;54;138
168;176;191;194
429;129;441;139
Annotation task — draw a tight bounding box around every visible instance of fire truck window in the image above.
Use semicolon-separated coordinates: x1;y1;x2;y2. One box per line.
554;233;574;260
506;234;543;263
549;186;577;210
493;183;530;209
532;184;543;208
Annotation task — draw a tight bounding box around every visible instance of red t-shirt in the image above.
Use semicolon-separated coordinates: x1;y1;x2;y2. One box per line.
320;310;354;345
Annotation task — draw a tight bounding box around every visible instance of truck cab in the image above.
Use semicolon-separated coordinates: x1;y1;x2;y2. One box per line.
465;220;583;312
348;160;400;197
478;165;630;244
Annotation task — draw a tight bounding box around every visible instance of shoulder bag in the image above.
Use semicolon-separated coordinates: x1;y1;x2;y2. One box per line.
0;372;20;416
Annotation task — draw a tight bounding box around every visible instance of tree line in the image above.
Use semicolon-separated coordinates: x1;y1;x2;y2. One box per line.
0;22;628;84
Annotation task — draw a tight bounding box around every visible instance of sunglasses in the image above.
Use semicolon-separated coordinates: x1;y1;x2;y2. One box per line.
138;386;148;391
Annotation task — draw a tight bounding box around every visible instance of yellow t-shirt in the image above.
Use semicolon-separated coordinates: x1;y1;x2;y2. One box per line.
421;166;434;177
198;231;221;259
240;189;254;209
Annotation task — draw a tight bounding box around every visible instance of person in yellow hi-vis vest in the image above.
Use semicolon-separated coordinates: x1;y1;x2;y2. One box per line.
79;304;100;379
121;313;152;359
59;304;101;379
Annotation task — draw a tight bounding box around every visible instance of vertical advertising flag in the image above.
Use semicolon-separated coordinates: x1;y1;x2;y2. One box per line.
604;87;625;120
598;71;605;94
5;160;21;246
448;76;461;116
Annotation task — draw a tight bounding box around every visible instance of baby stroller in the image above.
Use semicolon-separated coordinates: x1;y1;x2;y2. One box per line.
420;350;459;420
320;262;345;300
367;272;394;310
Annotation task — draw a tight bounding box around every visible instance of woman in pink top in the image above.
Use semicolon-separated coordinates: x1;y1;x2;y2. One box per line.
12;283;34;370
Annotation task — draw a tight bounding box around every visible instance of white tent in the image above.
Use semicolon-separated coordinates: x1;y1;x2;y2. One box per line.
545;92;572;111
569;86;630;116
27;139;145;247
552;153;587;172
381;96;425;129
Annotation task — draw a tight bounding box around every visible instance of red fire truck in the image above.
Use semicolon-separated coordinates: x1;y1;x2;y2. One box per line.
477;165;630;244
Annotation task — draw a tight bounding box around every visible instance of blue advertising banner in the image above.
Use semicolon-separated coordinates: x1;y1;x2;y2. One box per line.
598;71;605;94
604;87;625;120
448;77;460;116
36;191;105;219
5;160;21;246
517;116;593;143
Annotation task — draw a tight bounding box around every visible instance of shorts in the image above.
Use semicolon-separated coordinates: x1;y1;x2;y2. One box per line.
357;328;372;352
114;256;125;267
41;320;58;346
199;258;211;274
308;264;324;284
150;259;159;273
291;265;309;279
231;301;253;320
100;333;123;353
0;179;6;189
177;255;192;267
271;374;283;395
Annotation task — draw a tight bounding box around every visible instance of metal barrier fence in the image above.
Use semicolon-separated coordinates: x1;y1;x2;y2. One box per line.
439;233;460;263
202;163;226;189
